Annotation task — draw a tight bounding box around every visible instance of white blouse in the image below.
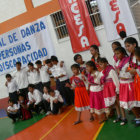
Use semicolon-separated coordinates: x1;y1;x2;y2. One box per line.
7;104;19;114
100;69;119;93
90;71;103;92
43;93;50;101
39;66;50;83
115;61;134;80
28;69;41;84
13;68;29;89
28;89;43;105
7;79;19;93
50;90;63;110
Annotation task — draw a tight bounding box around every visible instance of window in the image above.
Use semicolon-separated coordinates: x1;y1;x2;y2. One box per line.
51;0;102;40
129;0;140;33
50;11;69;40
85;0;102;27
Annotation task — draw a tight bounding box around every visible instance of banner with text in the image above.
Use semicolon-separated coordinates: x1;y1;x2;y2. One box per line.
97;0;138;41
0;17;55;75
59;0;100;53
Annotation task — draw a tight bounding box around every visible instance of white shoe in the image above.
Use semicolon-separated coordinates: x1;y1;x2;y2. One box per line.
46;111;51;116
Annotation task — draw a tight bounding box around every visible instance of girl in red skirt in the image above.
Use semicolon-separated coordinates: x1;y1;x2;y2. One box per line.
114;47;135;125
18;94;32;120
125;37;140;127
66;64;91;125
111;41;122;67
86;61;109;123
90;45;101;71
99;58;119;116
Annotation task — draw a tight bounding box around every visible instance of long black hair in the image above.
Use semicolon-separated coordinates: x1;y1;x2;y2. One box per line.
90;45;100;61
86;61;97;71
112;41;122;47
124;37;138;48
114;47;128;57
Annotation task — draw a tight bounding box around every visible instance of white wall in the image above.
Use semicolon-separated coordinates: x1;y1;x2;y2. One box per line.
32;0;52;8
46;15;140;76
0;15;140;100
0;0;26;23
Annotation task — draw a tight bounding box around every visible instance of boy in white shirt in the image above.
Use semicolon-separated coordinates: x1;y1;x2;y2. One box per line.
35;60;51;89
28;62;43;93
13;62;29;99
51;56;74;105
5;74;19;103
7;99;20;123
47;89;63;115
28;84;45;114
43;86;51;115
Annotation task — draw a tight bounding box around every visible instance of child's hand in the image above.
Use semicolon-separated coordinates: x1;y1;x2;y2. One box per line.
81;75;86;81
47;99;50;102
5;82;8;87
34;104;36;108
126;67;130;72
117;69;120;75
65;83;71;88
53;99;58;103
60;61;64;67
129;68;136;75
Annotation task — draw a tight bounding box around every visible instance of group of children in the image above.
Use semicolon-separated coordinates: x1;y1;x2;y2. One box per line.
6;37;140;127
6;56;74;123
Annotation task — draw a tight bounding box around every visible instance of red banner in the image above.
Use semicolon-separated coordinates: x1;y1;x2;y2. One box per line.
58;0;100;53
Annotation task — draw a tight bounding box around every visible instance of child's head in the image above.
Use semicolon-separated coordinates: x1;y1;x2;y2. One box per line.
28;62;34;71
16;62;21;71
71;64;80;75
112;41;122;53
74;54;83;64
18;94;24;103
124;37;138;53
114;47;128;60
86;61;97;73
90;45;100;56
98;58;108;70
119;31;127;39
43;86;49;94
45;59;53;68
51;56;58;65
6;74;12;82
28;84;35;93
8;99;14;106
35;60;42;69
134;47;140;62
48;89;55;97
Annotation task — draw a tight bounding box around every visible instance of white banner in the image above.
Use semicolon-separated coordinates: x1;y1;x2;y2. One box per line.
0;17;55;75
97;0;138;41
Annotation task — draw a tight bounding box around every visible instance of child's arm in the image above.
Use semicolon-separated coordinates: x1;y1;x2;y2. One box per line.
110;70;119;94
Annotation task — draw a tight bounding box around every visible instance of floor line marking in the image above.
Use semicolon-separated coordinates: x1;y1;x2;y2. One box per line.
0;117;8;120
93;123;104;140
40;107;74;140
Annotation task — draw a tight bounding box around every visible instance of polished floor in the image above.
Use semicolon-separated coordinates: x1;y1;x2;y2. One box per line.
1;106;140;140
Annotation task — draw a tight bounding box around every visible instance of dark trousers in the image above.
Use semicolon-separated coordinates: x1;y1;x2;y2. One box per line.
7;111;21;122
51;102;63;114
43;81;51;89
43;100;50;113
35;82;44;93
9;91;18;103
59;79;74;105
56;79;61;91
19;87;28;99
28;100;45;114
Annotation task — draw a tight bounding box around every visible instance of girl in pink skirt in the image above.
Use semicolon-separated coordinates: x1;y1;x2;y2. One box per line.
99;58;119;115
86;61;109;123
115;47;136;125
